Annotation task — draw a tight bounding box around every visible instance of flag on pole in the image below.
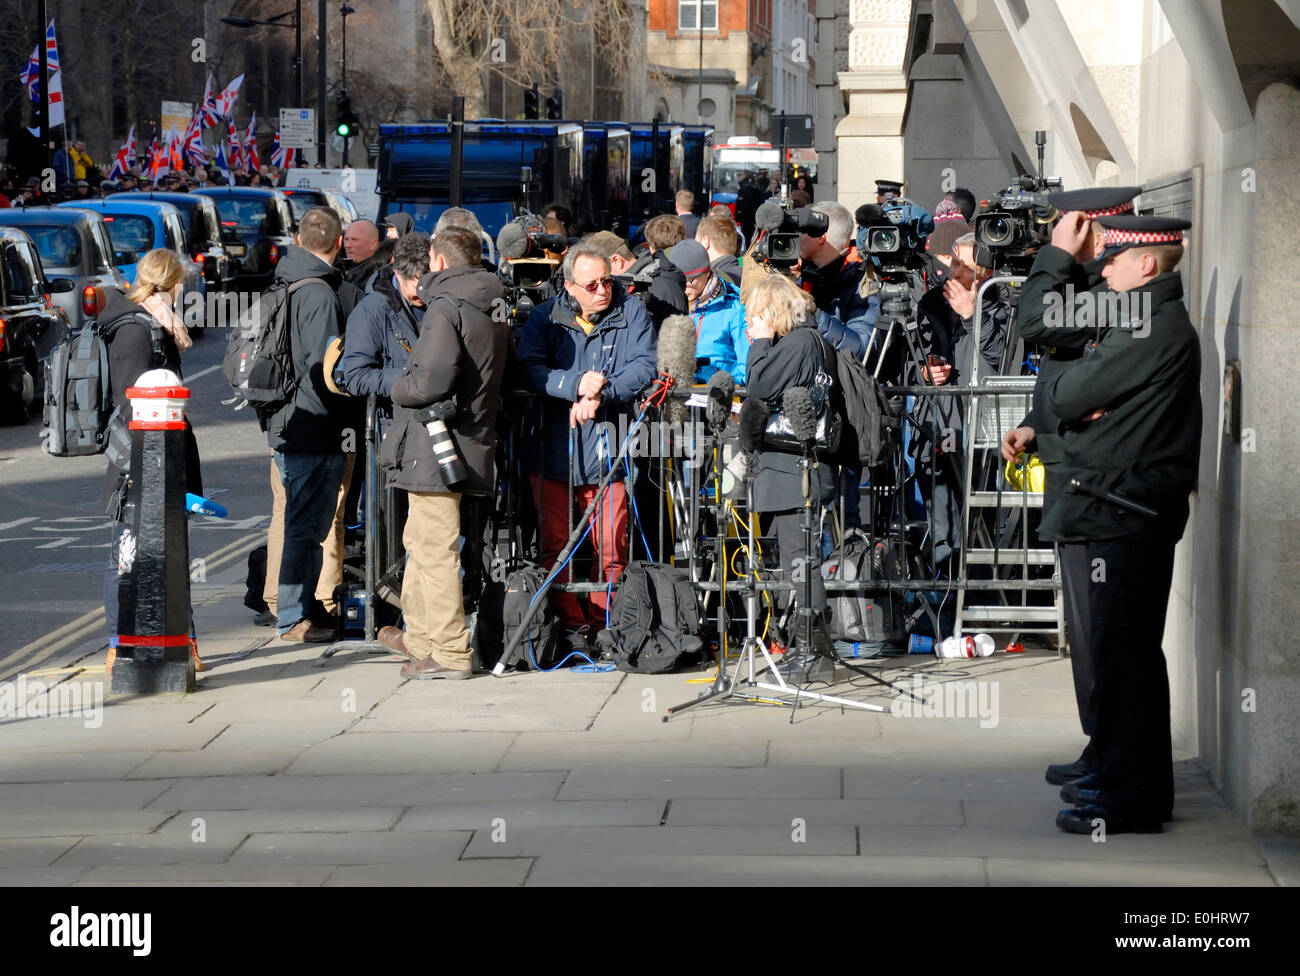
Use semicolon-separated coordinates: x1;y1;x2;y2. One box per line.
243;113;260;175
200;75;221;129
214;139;234;186
45;63;65;128
18;20;65;126
147;131;169;183
182;110;206;168
215;74;244;119
44;19;60;72
270;129;287;168
169;125;185;174
108;126;136;180
227;117;243;175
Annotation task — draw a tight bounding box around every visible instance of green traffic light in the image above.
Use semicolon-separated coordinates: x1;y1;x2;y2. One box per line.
337;122;352;137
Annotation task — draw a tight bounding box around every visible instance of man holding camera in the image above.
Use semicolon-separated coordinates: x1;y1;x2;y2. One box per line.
377;227;510;679
1008;213;1200;833
798;202;878;359
1001;186;1140;787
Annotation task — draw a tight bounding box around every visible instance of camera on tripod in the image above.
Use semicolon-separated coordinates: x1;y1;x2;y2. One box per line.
860;201;934;278
973;176;1062;269
415;399;468;488
496;211;567;326
751;201;829;267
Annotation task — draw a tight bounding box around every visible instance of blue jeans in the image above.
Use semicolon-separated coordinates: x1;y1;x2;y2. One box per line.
275;450;347;632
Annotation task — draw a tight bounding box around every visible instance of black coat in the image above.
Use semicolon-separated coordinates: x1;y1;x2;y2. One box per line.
1039;271;1201;543
625;249;688;326
1017;245;1108;466
264;245;349;454
99;287;201;508
382;265;509;495
746;323;839;513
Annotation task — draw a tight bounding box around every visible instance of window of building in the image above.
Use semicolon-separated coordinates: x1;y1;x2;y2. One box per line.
680;0;718;31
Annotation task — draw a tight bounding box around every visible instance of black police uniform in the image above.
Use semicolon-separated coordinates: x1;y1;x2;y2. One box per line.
1041;215;1200;833
1017;186;1139;779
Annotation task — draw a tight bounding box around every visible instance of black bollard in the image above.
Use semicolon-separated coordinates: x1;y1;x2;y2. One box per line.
111;369;195;695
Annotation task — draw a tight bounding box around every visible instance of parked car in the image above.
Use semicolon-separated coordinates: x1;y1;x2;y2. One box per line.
133;191;239;293
280;187;347;229
195;187;296;291
57;199;204;302
321;189;359;227
0;207;128;330
0;226;73;424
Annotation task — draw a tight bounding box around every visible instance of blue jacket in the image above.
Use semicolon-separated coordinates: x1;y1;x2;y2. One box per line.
691;274;751;384
340;273;421;402
517;286;657;485
803;251;879;359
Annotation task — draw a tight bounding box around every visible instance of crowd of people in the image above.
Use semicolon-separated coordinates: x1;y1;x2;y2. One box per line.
90;168;1200;836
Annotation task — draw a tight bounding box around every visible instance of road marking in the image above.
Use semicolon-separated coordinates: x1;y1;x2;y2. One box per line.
185;363;223;384
0;517;39;532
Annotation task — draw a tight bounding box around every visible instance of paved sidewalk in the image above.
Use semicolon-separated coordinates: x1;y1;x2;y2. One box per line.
0;555;1293;887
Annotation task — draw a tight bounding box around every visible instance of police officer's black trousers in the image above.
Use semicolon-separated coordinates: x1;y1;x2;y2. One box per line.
1087;534;1176;821
1059;542;1097;764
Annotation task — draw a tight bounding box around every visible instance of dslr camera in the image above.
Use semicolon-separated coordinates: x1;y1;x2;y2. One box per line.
974;176;1063;269
751;200;830;268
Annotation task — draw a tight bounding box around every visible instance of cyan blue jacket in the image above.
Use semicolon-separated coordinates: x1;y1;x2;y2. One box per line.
803;251;879;360
517;285;657;485
691;274;751;385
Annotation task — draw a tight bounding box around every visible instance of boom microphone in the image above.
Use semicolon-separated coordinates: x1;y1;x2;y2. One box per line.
754;200;788;233
657;314;697;424
496;221;530;261
705;370;735;435
738;395;767;455
855;203;888;229
782;386;818;448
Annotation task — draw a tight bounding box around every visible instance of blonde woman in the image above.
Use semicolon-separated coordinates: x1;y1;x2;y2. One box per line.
745;273;841;682
100;249;204;664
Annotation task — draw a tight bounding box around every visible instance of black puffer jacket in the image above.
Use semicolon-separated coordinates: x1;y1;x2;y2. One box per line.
99;287;201;508
381;265;509;495
746;323;840;513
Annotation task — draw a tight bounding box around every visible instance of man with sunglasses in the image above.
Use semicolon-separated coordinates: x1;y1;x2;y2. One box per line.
517;240;657;657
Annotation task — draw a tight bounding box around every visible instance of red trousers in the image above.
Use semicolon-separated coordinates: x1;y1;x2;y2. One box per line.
530;476;629;630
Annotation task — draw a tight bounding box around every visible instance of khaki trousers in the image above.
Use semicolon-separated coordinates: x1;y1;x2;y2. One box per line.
400;490;470;670
265;452;355;615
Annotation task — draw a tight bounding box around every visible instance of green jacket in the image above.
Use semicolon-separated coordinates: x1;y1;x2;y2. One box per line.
1038;271;1201;543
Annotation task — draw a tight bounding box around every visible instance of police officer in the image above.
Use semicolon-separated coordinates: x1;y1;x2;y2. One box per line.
1026;214;1200;834
1002;187;1141;787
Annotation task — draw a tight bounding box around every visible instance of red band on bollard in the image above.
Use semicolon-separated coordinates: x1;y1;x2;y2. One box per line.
117;634;191;647
125;386;191;399
128;420;188;430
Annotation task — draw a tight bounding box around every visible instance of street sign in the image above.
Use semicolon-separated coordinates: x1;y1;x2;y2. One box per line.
160;101;192;139
279;108;316;150
771;113;814;148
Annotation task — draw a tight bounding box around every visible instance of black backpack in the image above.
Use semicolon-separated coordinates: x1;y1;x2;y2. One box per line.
823;530;910;643
43;311;162;461
222;277;331;410
605;561;703;674
477;562;560;672
820;336;901;468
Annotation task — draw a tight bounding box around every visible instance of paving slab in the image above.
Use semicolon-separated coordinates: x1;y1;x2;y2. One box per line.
155;808;402;835
0;716;228;755
230;830;472;865
556;765;842;800
125;744;309;779
395;800;667;831
285;731;517;775
525;853;987;886
359;673;621;732
0;809;173;839
985;856;1278;886
0;867;90;886
74;865;333;886
0;837;83;869
666;797;963;827
325;860;533;886
463;824;857;858
0;751;153;783
52;832;247;866
498;731;766;770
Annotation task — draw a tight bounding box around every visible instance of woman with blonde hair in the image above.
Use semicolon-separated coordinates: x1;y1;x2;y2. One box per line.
101;248;204;666
745;272;842;683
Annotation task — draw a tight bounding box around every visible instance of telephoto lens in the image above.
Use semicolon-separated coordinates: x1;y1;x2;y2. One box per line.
422;404;469;487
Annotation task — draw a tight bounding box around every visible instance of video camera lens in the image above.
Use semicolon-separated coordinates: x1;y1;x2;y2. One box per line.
980;214;1014;246
767;233;802;263
866;226;900;254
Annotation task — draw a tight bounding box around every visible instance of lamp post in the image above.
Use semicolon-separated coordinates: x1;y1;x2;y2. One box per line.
222;2;304;112
340;3;355;168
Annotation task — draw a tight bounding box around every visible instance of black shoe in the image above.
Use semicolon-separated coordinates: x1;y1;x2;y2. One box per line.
1046;759;1093;785
1060;773;1102;805
1056;804;1163;835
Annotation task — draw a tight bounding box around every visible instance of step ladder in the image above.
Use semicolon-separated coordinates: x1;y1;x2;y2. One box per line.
956;374;1065;651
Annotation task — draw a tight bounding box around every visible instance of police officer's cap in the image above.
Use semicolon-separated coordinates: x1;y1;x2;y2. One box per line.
875;179;903;195
1049;186;1141;219
1096;214;1191;255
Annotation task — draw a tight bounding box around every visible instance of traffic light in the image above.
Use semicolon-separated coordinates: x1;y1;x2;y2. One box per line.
524;84;540;120
545;88;563;120
335;92;359;138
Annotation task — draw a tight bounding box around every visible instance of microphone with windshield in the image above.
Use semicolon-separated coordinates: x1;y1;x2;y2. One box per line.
705;370;735;435
656;314;698;424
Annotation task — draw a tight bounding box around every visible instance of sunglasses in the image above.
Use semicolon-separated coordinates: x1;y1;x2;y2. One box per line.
574;276;613;294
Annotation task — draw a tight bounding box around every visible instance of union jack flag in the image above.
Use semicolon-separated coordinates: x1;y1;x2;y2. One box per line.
182;110;206;168
200;75;221;128
243;113;260;175
227;117;243;175
108;126;136;180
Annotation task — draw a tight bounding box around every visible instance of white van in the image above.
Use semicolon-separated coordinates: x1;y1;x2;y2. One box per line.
282;168;379;222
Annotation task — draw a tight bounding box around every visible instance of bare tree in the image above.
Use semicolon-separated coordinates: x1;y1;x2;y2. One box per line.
424;0;639;118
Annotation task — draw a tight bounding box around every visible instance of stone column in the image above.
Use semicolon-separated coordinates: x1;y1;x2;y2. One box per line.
834;0;910;214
